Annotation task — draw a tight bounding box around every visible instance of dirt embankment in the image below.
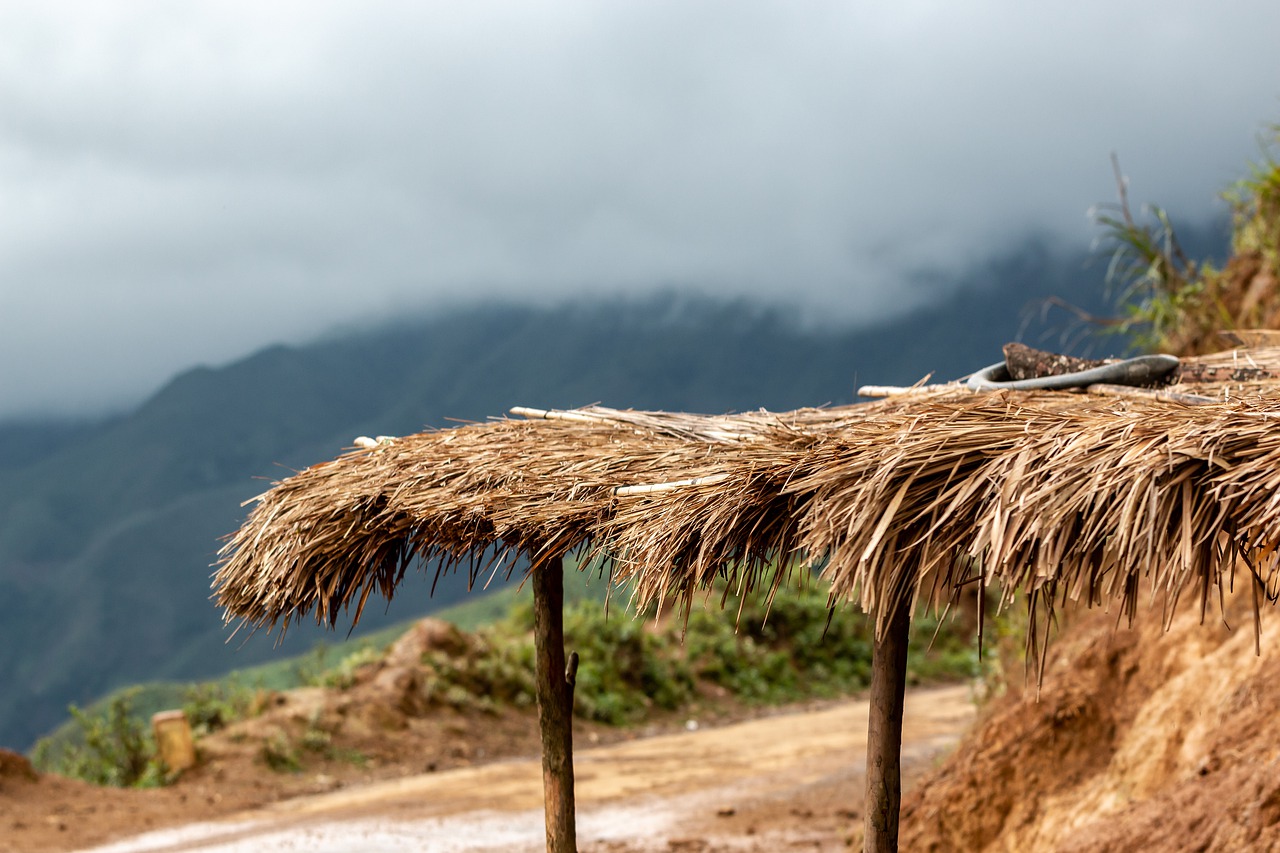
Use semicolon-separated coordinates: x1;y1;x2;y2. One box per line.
901;586;1280;851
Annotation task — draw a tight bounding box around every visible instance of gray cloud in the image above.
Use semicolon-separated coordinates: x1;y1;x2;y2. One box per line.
2;0;1279;417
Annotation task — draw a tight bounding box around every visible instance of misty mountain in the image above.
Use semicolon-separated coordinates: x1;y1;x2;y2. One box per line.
0;232;1223;751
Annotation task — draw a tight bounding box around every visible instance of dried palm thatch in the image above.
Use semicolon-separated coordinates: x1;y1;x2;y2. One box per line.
214;348;1280;654
214;404;841;632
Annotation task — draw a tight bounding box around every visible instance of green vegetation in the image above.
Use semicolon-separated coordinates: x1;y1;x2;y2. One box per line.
1096;204;1204;352
182;681;258;738
257;707;370;775
259;732;302;773
31;573;985;786
1097;129;1280;353
30;690;166;788
1226;139;1280;267
409;579;981;727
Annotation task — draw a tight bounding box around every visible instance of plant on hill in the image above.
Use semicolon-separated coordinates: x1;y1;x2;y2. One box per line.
1096;127;1280;355
182;681;259;737
426;578;982;725
29;575;986;786
30;689;164;788
1092;154;1215;353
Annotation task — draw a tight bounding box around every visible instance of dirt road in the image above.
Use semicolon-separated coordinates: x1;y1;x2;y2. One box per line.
78;684;973;853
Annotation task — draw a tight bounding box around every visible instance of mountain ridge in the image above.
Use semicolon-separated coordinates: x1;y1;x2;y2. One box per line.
0;232;1228;751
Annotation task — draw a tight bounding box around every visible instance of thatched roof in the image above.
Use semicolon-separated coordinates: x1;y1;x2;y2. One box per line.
214;346;1280;642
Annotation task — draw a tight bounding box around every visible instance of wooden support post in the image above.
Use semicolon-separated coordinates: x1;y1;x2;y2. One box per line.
532;554;577;853
864;595;912;853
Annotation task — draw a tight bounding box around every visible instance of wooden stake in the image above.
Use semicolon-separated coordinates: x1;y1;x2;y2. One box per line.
864;595;912;853
532;554;577;853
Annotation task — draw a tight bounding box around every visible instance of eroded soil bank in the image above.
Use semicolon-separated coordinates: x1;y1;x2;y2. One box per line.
901;588;1280;852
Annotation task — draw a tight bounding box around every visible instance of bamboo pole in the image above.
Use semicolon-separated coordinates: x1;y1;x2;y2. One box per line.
613;473;730;496
856;383;956;398
532;554;577;853
864;594;912;853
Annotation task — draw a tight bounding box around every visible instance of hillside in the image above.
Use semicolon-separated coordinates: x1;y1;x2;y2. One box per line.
0;226;1232;753
2;580;978;852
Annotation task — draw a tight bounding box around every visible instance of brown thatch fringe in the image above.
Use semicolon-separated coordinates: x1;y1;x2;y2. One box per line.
214;348;1280;650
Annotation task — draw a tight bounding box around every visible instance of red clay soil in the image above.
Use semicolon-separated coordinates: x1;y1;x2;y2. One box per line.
0;702;590;853
0;621;548;852
2;617;963;853
80;684;970;852
901;584;1280;852
14;584;1280;852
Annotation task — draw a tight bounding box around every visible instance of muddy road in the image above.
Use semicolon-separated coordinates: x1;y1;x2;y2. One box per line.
80;684;973;853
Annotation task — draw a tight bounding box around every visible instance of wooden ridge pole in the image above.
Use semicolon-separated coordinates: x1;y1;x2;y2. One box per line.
532;554;577;853
864;593;912;853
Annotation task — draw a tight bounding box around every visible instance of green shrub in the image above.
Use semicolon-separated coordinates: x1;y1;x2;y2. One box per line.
292;642;331;687
421;631;538;713
318;645;385;690
562;605;695;724
260;732;301;773
681;584;878;704
183;682;257;737
30;689;164;787
155;575;985;739
301;726;331;753
512;578;977;721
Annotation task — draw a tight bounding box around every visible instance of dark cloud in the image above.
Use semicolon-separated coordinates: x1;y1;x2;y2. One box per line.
2;1;1278;417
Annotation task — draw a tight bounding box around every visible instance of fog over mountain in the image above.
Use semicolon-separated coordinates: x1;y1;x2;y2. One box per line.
1;1;1277;419
1;230;1168;751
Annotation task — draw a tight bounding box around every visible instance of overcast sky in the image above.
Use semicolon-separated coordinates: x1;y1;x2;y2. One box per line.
2;1;1278;419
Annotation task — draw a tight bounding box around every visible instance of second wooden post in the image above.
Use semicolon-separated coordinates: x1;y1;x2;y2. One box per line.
864;594;912;853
